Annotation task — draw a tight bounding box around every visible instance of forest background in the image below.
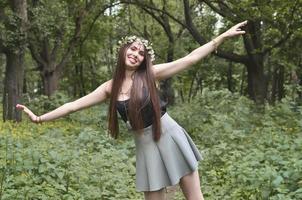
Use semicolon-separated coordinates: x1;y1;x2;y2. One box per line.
0;0;301;199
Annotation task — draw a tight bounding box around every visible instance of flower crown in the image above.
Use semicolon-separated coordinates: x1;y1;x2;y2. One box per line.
117;36;155;62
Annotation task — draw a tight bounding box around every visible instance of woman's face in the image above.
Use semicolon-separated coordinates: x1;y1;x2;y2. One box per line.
125;42;145;70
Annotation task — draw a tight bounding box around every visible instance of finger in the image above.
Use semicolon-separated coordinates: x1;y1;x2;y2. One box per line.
236;31;246;35
18;105;32;115
16;104;25;110
17;105;31;114
233;22;247;31
237;20;248;27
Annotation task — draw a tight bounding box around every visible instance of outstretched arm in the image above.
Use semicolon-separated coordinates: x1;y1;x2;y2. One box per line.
16;80;112;123
152;20;247;80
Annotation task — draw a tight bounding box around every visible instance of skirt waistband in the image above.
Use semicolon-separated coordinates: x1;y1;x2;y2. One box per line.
134;112;179;135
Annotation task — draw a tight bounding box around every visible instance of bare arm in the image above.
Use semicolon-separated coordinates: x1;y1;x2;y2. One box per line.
152;21;247;80
16;80;112;123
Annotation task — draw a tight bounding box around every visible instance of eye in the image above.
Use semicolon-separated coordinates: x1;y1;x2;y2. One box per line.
139;51;144;56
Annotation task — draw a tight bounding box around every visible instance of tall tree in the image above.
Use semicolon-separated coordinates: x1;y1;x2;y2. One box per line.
0;0;28;121
27;0;112;96
197;0;301;103
128;0;179;104
123;0;301;103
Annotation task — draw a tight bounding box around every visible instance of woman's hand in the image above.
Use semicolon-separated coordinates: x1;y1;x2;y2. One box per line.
16;104;40;123
222;20;248;38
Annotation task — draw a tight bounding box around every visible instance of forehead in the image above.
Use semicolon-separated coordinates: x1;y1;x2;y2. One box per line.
130;41;145;51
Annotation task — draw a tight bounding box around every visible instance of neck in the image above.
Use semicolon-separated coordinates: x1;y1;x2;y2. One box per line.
125;69;135;80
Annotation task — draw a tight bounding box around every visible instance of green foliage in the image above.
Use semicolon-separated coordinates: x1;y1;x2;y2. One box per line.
29;0;71;39
1;0;302;197
0;5;27;51
1;90;301;199
22;92;71;114
170;89;302;199
0;107;141;199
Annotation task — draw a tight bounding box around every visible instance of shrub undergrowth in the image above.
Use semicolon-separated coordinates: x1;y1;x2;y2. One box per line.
0;89;301;199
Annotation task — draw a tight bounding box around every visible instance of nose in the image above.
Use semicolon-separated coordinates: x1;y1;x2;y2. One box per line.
132;51;138;58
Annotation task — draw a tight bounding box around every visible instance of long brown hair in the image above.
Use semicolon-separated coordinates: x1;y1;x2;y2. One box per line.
108;42;162;141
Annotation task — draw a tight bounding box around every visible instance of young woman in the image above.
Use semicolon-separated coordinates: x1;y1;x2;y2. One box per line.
17;21;247;200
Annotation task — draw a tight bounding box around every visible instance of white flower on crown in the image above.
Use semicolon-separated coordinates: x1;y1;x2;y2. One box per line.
117;35;155;62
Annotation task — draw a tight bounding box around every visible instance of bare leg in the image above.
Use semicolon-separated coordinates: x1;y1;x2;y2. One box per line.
179;170;204;200
144;188;166;200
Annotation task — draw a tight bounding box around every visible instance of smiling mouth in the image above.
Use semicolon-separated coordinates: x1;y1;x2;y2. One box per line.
128;56;137;64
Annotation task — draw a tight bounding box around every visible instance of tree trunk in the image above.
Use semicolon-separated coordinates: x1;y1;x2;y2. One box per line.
270;64;285;103
188;72;199;102
3;52;25;121
28;1;99;97
240;67;246;95
193;75;203;98
246;61;267;104
277;65;285;101
243;21;267;104
177;77;185;103
156;0;175;105
271;66;278;103
76;63;86;97
297;59;302;100
40;64;60;97
160;39;175;105
290;70;300;102
23;74;27;94
2;0;27;121
227;61;233;92
187;77;194;103
89;58;99;89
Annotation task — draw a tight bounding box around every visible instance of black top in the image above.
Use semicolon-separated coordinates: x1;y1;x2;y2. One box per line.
116;94;167;128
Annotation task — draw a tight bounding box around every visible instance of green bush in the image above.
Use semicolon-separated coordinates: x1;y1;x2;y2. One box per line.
1;90;301;199
0;106;141;200
170;89;302;200
22;92;71;114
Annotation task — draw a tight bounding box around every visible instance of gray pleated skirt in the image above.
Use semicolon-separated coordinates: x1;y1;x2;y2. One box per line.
134;112;202;192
